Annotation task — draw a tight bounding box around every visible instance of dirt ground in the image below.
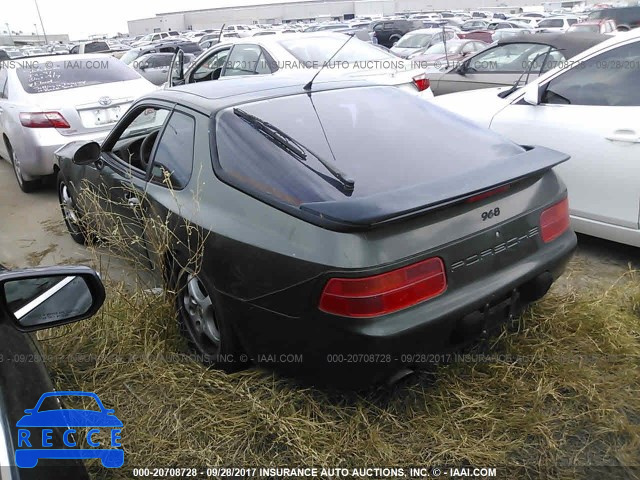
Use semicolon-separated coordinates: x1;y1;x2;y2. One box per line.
0;158;638;290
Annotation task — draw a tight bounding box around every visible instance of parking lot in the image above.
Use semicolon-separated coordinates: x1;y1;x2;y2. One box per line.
2;4;640;479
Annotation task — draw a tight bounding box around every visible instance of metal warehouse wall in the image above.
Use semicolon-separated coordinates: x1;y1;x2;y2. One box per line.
126;0;587;34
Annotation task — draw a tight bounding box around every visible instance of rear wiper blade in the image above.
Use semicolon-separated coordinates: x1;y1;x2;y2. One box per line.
234;108;355;191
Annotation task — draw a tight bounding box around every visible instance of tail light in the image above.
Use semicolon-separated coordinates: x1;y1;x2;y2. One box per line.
319;257;447;318
540;197;570;243
19;112;70;129
412;73;430;92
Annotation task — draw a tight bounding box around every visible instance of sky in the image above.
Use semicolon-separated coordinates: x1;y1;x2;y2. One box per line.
2;0;296;40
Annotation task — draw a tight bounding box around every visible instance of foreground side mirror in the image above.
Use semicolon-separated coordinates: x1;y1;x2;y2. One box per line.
523;83;545;105
55;140;101;166
0;266;105;332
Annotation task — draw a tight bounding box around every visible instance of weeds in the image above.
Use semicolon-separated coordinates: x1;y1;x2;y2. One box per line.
45;181;640;479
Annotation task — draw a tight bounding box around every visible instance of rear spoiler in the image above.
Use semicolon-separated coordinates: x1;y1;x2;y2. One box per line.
299;146;569;228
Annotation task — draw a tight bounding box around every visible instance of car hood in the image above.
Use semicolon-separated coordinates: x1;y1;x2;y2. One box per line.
431;86;513;127
17;410;123;428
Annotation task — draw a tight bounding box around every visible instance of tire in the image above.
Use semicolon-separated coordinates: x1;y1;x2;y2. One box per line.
8;142;40;193
171;261;247;373
57;171;88;245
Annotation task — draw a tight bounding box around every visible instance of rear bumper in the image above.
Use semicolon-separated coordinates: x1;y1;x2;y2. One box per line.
223;230;576;387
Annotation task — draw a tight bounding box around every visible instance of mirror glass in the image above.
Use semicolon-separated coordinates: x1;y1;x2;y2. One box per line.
3;275;93;328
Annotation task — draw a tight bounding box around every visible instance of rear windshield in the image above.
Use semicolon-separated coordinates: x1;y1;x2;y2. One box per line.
17;58;140;93
213;87;523;209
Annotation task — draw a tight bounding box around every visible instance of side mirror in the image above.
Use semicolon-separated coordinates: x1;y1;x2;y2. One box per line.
0;266;105;332
169;49;185;87
456;62;467;75
523;83;545;105
55;140;101;166
392;41;398;46
138;62;148;71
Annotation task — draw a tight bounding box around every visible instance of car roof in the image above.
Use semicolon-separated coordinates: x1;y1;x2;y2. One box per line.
496;32;609;57
139;74;375;113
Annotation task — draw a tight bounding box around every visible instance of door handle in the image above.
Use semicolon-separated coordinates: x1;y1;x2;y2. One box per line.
606;130;640;144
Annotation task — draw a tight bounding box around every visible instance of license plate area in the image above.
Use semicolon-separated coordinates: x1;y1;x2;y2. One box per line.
79;104;129;128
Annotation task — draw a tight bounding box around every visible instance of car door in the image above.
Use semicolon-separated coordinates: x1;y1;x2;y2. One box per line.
220;44;275;78
83;104;173;265
145;54;171;85
143;108;199;269
187;45;232;83
434;42;559;95
491;40;640;231
0;68;9;159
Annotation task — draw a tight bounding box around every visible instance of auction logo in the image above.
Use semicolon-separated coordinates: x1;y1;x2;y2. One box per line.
15;391;123;468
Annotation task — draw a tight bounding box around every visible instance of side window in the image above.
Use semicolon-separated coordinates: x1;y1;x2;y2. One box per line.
155;55;173;68
106;107;171;173
149;111;195;189
383;22;394;30
567;18;578;25
142;56;155;68
469;43;552;73
222;44;264;77
542;42;640;107
85;42;108;53
191;48;230;82
373;23;383;32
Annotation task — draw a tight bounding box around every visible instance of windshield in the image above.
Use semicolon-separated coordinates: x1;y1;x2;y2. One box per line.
279;36;392;65
17;58;141;93
396;33;433;48
120;49;141;64
140;34;154;42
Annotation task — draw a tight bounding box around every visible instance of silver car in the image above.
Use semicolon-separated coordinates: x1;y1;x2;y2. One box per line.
0;55;156;192
133;52;195;85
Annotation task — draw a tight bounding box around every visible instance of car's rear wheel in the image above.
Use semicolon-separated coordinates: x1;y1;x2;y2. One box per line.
8;143;40;193
57;171;88;245
172;263;247;372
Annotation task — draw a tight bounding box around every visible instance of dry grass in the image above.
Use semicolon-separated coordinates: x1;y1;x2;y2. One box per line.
44;184;639;478
35;275;640;479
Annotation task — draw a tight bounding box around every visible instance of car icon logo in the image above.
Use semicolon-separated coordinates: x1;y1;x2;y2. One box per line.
98;96;112;106
15;391;124;469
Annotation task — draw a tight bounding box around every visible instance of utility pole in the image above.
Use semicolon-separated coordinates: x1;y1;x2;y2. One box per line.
5;23;14;45
34;24;40;44
34;0;49;44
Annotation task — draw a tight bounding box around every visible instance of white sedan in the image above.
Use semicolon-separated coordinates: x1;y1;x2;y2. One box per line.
432;29;640;247
170;33;434;100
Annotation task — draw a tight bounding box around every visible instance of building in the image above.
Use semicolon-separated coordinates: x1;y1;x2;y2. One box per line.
0;34;69;46
127;0;565;34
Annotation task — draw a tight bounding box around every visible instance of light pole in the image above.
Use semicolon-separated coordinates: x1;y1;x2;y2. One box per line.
34;23;40;44
5;23;14;45
34;0;49;44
